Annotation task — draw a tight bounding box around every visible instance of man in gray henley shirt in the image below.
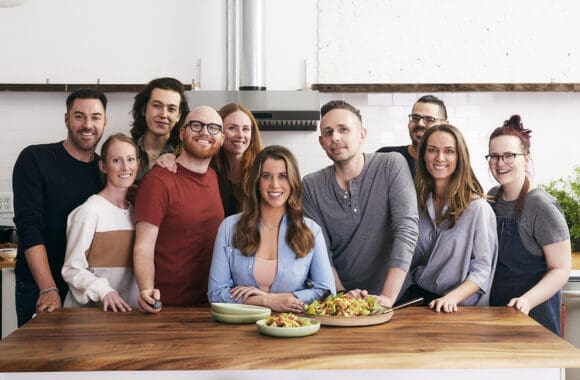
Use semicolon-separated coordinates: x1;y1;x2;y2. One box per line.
302;100;419;307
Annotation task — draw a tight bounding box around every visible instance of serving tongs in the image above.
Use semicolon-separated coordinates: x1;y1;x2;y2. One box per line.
371;297;424;315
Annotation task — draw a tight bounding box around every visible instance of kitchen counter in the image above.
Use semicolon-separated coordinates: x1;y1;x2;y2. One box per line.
570;252;580;279
0;306;578;379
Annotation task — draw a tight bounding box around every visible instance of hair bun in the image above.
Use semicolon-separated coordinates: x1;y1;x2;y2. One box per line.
501;114;532;138
503;114;523;129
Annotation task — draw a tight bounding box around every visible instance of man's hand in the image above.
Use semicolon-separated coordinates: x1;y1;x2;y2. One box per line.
36;290;61;313
138;289;162;313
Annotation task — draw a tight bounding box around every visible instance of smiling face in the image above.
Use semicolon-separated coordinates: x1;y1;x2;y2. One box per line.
179;107;224;160
65;98;107;154
143;88;181;138
222;110;252;157
423;130;457;185
488;134;529;188
99;140;138;190
408;102;447;147
258;157;290;210
318;108;366;164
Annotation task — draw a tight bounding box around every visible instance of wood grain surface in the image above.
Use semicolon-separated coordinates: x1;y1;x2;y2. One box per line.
0;306;579;372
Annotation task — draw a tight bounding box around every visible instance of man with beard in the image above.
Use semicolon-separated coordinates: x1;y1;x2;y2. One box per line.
377;95;447;177
302;100;418;308
12;88;107;326
134;106;225;312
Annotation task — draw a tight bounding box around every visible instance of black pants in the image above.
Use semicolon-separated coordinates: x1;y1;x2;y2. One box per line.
396;285;441;307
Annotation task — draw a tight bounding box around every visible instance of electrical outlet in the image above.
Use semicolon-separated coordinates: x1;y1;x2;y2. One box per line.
0;192;14;214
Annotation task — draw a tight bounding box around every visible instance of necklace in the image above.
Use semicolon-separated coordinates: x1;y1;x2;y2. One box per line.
262;221;279;231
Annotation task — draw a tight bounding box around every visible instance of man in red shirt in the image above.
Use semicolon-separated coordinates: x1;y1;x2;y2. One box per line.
134;106;225;312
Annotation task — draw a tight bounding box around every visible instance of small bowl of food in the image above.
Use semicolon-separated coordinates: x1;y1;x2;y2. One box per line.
256;313;320;338
0;248;17;261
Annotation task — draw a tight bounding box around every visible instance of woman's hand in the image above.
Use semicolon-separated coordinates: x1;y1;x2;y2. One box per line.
429;295;459;313
230;286;267;302
263;293;304;314
138;289;161;313
154;153;177;173
103;290;132;312
507;297;531;315
230;286;304;313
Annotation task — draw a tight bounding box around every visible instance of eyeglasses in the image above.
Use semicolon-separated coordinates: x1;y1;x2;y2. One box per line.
408;114;445;125
184;120;223;135
485;152;526;165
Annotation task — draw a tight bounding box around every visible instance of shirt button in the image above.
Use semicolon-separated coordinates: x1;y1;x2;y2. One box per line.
354;208;358;213
343;195;348;199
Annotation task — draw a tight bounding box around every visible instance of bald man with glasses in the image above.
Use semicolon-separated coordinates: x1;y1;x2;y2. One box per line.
133;107;225;313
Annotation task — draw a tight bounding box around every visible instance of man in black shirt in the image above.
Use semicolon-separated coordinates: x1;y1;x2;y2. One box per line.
377;95;447;177
13;88;107;326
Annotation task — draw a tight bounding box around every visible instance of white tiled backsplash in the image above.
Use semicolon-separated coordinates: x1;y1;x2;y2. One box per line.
0;91;578;203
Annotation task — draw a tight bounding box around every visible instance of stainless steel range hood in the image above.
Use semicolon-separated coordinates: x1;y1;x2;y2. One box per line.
188;0;320;132
186;90;319;131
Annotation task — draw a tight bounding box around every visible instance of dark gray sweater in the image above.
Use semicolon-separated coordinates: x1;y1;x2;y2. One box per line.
302;152;419;294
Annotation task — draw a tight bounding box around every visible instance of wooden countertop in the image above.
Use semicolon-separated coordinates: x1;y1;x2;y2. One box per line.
573;252;580;271
0;306;578;372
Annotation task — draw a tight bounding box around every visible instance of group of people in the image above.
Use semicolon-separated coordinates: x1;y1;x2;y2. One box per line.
11;80;571;337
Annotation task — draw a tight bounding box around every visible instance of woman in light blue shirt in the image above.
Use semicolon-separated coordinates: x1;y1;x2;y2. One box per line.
400;124;498;312
208;145;335;313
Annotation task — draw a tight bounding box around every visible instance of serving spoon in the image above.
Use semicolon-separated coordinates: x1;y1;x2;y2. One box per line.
372;297;424;315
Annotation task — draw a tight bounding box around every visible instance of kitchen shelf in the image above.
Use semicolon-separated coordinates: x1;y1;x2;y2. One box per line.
4;83;580;93
310;83;580;93
0;83;194;92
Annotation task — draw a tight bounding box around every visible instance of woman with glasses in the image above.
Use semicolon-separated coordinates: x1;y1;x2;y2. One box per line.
208;145;335;313
400;124;497;312
487;115;571;335
62;134;140;311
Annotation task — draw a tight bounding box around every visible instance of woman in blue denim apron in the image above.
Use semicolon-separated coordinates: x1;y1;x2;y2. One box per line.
487;115;571;336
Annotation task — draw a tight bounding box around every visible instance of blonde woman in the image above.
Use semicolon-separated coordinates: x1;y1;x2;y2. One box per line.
62;134;139;311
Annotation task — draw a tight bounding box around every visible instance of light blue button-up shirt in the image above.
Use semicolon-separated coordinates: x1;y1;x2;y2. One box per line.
208;213;336;304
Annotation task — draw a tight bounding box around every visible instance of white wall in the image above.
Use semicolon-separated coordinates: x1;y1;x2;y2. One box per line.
319;0;580;83
0;1;579;227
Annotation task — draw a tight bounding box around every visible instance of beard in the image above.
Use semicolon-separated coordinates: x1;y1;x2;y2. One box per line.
67;126;103;152
181;138;222;159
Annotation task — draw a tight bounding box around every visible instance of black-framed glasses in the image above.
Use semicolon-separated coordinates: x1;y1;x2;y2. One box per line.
485;152;526;165
184;120;223;135
408;114;444;125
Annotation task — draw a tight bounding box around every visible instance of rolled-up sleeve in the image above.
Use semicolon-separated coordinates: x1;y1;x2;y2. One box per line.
207;219;238;303
466;201;498;293
386;155;419;271
293;224;336;303
13;147;45;251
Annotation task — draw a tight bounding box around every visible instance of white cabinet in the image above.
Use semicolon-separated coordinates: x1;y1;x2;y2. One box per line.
2;267;17;338
563;279;580;380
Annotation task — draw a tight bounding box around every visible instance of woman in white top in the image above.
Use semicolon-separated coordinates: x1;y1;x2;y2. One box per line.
62;133;139;311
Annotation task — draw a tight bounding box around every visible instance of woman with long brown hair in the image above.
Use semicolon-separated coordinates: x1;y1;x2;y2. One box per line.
208;145;335;313
400;124;498;312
